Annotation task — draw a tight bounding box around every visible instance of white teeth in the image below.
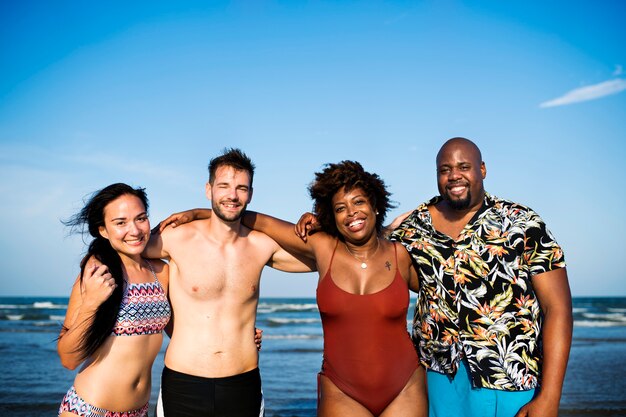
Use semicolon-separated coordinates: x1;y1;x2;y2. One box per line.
449;185;466;193
349;219;364;227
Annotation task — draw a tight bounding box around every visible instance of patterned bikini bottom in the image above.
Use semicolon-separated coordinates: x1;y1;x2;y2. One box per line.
58;386;149;417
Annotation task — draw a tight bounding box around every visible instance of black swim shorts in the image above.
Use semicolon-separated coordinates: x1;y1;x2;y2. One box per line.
160;366;264;417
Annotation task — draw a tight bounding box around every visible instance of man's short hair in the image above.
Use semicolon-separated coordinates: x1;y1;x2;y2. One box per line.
208;148;255;186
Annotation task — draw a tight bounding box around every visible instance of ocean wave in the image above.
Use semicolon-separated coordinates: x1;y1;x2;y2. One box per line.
582;312;626;322
0;302;68;310
0;304;24;309
1;313;60;321
608;307;626;313
267;318;321;325
264;334;323;340
34;321;60;327
49;315;65;321
257;303;318;313
269;348;323;354
574;320;626;328
35;301;67;309
33;301;56;308
572;307;588;314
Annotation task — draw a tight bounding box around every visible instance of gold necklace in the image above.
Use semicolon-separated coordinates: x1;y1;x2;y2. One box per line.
344;238;380;269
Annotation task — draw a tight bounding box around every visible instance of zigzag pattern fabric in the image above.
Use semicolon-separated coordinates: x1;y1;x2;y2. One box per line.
112;280;171;336
58;386;149;417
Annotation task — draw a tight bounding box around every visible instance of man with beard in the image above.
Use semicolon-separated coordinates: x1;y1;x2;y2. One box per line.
390;137;572;417
146;148;314;417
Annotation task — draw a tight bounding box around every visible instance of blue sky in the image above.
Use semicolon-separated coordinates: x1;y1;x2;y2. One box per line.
1;1;624;297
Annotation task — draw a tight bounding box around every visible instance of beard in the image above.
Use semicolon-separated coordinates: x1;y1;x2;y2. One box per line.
444;190;471;210
212;200;247;222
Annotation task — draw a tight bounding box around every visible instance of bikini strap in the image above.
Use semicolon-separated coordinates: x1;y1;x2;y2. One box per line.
144;259;158;282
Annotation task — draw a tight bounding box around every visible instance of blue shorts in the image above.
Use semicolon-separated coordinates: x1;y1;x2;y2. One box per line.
427;360;536;417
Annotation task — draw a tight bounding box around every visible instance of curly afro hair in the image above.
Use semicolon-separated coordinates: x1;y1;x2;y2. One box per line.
308;161;395;239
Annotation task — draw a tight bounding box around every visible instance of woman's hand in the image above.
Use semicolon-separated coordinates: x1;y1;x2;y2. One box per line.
81;263;116;309
294;212;320;242
255;328;263;351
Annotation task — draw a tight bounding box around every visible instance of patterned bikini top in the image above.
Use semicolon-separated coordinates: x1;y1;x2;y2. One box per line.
112;260;171;336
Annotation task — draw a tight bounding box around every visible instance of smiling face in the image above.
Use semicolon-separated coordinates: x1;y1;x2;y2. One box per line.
436;138;486;211
207;165;252;222
98;194;150;259
332;186;377;243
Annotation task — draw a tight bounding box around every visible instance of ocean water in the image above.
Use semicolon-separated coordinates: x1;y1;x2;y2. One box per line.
0;297;625;417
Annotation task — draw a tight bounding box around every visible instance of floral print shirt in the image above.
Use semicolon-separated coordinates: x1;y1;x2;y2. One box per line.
390;192;566;391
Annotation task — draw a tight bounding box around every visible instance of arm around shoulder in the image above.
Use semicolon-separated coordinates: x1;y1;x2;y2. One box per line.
242;211;324;273
243;211;317;259
155;208;211;233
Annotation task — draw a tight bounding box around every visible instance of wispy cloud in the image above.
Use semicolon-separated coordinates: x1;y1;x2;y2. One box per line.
613;65;623;76
540;78;626;108
384;12;409;25
66;152;188;183
0;142;190;185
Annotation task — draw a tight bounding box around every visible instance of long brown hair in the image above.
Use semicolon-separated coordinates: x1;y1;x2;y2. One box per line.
62;183;149;360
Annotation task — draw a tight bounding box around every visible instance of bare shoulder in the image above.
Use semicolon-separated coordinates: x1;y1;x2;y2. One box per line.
159;219;210;250
84;254;102;268
146;258;168;273
162;219;206;238
394;242;412;264
147;258;169;290
393;241;418;287
244;227;280;250
244;225;330;252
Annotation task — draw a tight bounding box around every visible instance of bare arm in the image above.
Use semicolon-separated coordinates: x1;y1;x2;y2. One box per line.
155;208;208;233
151;259;171;337
242;211;319;272
516;267;572;417
155;208;318;271
243;211;317;259
145;227;171;260
57;263;116;370
265;244;317;272
383;209;414;238
157;208;319;259
396;244;420;292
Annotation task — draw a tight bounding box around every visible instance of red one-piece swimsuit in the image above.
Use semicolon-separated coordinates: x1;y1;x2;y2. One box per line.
317;242;420;416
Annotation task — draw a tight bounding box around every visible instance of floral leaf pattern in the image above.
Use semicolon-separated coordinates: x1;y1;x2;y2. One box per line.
390;193;565;390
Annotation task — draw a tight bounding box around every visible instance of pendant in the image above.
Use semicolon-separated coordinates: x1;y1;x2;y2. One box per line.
361;262;368;269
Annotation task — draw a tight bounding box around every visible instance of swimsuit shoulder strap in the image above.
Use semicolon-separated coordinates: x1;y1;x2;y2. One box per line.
391;241;398;268
322;240;341;280
329;239;340;267
144;259;158;283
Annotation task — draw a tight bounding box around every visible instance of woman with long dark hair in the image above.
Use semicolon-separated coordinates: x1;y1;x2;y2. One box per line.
58;183;171;417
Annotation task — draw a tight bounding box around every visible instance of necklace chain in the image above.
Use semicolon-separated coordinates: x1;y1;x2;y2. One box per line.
344;238;380;269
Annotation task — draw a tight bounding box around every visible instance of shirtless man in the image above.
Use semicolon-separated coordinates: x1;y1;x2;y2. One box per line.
147;148;314;417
